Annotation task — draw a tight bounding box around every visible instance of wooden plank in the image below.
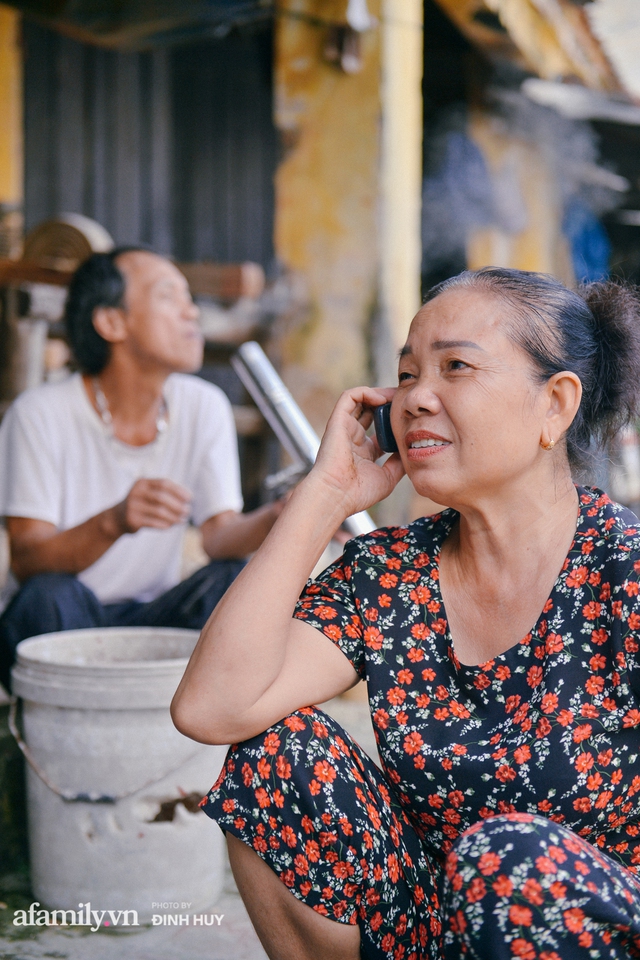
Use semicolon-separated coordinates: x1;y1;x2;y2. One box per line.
23;21;277;268
0;259;73;286
170;27;276;266
0;258;265;298
176;261;265;301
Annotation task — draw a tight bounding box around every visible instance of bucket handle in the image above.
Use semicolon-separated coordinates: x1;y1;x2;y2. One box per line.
8;695;213;804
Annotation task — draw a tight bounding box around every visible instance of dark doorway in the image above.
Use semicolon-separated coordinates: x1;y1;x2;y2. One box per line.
23;20;277;268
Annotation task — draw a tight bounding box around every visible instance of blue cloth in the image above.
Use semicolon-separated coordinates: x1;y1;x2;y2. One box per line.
422;131;495;268
563;197;611;283
0;559;245;693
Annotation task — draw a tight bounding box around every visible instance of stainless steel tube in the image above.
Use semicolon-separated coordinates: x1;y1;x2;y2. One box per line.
231;342;376;537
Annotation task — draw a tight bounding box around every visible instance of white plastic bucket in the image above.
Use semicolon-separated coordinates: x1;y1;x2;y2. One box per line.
11;627;227;921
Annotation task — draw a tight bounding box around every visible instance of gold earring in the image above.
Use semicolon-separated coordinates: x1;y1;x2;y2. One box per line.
541;438;555;450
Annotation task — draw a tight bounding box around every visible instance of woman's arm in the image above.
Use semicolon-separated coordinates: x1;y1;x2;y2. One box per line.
171;386;404;745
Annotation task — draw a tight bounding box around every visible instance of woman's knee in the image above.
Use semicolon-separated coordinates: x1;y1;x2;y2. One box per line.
449;811;555;854
442;814;640;958
443;813;631;908
202;706;363;835
444;812;569;890
223;706;364;785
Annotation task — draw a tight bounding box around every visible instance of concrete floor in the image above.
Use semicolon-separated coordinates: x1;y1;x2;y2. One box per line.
0;694;378;960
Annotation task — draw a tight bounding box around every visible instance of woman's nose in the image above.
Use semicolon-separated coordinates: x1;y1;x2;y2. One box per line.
401;378;442;417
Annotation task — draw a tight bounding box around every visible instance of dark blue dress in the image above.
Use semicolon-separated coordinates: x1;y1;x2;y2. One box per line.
202;488;640;958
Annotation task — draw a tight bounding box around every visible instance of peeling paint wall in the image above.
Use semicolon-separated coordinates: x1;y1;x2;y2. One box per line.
274;0;423;435
274;2;383;432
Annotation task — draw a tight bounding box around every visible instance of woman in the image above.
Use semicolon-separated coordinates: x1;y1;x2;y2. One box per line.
172;267;640;959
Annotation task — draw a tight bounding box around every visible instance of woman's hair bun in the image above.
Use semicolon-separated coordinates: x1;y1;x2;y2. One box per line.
581;280;640;445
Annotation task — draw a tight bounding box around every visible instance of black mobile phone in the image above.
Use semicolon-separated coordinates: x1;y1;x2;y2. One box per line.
373;402;398;453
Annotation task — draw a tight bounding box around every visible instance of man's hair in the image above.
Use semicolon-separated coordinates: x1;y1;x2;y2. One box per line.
64;246;149;375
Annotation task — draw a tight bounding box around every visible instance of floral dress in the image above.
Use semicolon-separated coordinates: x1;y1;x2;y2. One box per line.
202;487;640;958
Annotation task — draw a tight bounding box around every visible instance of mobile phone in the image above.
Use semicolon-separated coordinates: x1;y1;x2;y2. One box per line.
373;402;398;453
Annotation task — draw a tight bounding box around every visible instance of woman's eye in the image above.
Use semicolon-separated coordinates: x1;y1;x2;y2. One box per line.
448;359;468;371
398;371;415;383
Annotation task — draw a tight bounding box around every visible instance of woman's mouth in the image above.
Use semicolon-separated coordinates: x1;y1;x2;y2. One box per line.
405;432;451;458
409;438;447;449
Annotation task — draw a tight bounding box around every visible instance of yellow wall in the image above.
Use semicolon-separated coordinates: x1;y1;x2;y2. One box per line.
0;5;22;206
274;0;424;434
274;3;382;432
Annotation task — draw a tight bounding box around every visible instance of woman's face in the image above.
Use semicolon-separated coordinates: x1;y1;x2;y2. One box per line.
391;286;551;508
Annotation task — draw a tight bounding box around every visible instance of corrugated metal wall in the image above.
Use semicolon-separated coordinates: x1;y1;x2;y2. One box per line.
23;20;277;267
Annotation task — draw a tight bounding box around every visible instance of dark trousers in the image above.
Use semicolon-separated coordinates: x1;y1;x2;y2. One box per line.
0;559;245;693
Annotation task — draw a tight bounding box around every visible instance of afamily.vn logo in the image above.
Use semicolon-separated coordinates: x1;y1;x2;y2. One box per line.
13;902;139;931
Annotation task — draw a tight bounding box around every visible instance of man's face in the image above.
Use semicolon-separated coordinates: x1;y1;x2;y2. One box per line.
115;251;204;374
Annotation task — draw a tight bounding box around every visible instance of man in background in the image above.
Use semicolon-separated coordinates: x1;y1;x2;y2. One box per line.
0;248;281;691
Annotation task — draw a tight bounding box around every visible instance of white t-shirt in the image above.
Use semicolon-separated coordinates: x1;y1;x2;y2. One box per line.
0;373;243;604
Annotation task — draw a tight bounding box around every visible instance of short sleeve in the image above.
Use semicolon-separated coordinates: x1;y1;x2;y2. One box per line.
294;545;366;678
189;386;244;526
616;549;640;702
0;395;62;525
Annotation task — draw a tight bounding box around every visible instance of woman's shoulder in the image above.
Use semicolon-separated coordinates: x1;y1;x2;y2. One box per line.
343;509;457;567
576;486;640;567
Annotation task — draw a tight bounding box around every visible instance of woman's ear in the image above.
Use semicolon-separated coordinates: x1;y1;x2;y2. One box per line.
542;370;582;445
92;306;127;344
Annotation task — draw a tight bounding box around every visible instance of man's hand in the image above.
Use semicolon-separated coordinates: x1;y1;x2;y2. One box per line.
113;479;192;535
201;498;289;560
7;478;192;581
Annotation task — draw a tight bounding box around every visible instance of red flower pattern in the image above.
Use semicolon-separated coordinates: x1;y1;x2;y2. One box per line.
203;488;640;958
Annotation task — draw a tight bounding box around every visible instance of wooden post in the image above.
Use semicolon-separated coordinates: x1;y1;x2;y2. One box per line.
374;0;424;525
0;5;23;409
0;4;22;255
377;0;424;380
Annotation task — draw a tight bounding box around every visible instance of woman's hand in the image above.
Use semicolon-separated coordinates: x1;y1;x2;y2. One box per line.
310;386;405;518
171;386;405;745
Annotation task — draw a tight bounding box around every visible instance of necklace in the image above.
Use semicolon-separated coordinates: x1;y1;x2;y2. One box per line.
92;378;168;441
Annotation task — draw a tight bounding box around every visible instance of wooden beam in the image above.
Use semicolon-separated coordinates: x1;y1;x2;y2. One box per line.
0;258;267;302
176;261;265;301
433;0;622;93
0;258;73;286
